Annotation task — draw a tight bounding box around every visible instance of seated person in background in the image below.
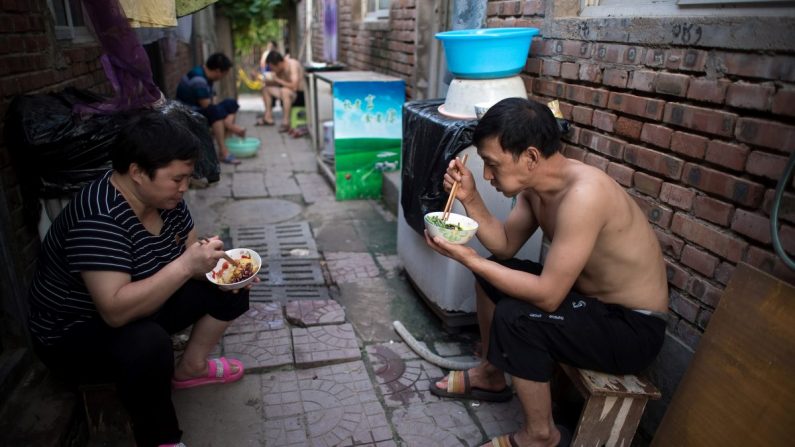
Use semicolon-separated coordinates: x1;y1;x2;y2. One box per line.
258;50;305;132
28;112;254;447
259;40;279;75
176;52;245;165
424;98;669;447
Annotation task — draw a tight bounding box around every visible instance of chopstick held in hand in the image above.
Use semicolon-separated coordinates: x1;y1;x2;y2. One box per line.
200;237;239;266
442;154;469;222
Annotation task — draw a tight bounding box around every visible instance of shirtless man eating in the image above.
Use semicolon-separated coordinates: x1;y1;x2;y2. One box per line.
424;97;669;447
259;51;305;132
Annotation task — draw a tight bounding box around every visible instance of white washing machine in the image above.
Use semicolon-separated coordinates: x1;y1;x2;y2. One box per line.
397;144;543;317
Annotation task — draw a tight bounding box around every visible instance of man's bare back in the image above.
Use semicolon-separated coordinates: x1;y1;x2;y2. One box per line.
525;158;668;312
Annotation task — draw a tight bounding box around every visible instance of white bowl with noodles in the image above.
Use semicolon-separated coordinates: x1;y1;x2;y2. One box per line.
206;248;261;291
424;211;479;245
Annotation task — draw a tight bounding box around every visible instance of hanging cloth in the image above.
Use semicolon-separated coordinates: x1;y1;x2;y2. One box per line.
75;0;163;113
119;0;178;28
176;0;218;17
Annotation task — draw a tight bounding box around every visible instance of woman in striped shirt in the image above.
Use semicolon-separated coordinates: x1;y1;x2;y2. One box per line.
29;111;251;447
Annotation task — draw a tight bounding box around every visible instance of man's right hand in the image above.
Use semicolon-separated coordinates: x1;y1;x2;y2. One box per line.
444;157;478;205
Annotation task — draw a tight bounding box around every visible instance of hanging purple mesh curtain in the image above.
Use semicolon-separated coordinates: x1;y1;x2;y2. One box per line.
75;0;164;114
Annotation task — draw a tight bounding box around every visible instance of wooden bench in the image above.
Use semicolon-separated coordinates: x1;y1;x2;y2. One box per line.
559;364;660;447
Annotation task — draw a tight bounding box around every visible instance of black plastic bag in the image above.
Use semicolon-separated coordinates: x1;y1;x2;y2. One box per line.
4;88;219;229
401;100;477;236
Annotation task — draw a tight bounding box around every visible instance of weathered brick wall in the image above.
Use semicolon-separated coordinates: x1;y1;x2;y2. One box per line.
0;0;113;344
313;0;417;98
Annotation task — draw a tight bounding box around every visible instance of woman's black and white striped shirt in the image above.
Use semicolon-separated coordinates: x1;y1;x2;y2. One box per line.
29;171;194;346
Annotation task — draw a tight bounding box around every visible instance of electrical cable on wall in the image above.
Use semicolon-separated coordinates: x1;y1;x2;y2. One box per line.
770;150;795;270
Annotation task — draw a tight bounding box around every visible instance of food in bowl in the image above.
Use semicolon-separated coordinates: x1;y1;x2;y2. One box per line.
206;248;262;291
424;211;479;245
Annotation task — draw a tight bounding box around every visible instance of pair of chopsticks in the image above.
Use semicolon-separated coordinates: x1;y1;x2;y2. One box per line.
200;238;239;266
442;154;469;221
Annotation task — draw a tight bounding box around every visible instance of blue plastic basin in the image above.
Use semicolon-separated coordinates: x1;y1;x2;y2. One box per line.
225;137;260;158
435;28;540;79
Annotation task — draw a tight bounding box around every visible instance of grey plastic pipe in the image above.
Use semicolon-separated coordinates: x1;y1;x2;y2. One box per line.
392;320;479;370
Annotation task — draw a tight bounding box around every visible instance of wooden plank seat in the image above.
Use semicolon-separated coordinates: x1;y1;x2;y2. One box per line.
559;364;661;447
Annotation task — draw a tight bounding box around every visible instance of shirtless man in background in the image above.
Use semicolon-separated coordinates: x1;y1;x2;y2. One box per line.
259;51;305;132
425;97;669;447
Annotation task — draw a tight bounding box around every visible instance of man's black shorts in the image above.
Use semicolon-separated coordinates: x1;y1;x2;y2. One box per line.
476;258;666;382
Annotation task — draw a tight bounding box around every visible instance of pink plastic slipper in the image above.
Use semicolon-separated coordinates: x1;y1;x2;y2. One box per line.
172;357;245;390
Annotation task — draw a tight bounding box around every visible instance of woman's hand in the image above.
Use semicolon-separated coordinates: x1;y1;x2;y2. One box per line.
180;236;225;277
443;157;477;205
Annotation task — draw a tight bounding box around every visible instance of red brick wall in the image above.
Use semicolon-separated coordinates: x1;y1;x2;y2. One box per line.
313;0;417;98
0;1;113;315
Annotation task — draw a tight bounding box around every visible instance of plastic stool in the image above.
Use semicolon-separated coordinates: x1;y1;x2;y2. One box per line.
290;106;307;128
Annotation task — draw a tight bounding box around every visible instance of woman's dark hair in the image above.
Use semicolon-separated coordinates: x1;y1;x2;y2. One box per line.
206;52;233;71
265;51;284;66
473;97;562;159
111;111;201;178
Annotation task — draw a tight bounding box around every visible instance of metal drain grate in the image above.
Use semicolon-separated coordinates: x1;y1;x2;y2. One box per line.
257;259;325;286
250;285;332;303
231;222;319;259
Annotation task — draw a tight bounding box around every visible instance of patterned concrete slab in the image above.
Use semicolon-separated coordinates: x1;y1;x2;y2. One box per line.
231;222;320;260
471;399;525;439
250;285;332;304
293;323;361;367
223;198;302;225
366;343;445;408
289;151;319;172
391;401;483;447
298;361;393;446
226;302;285;335
259;258;326;286
285;300;346;326
233;172;268;198
223;327;293;371
173;374;265;447
325;252;380;283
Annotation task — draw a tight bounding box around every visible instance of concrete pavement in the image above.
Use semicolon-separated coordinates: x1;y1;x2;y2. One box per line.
174;98;524;447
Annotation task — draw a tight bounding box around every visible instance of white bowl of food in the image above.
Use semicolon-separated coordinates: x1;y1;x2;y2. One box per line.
424;211;479;245
206;248;261;291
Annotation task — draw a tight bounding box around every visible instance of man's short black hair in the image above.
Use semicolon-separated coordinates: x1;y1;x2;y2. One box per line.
265;51;284;67
473;97;562;159
112;111;201;178
206;52;233;71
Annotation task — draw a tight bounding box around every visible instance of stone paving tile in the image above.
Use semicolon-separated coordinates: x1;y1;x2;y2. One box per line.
391;401;483;447
233;172;268;198
374;254;402;278
285;299;346;326
261;369;304;418
250;285;332;304
289;151;319;172
433;342;466;357
293;323;361;367
295;172;334;204
226;302;285;335
365;341;419;360
174;374;264;447
263;416;309;447
298;361;393;446
265;173;302;196
325;252;380;283
223;198;302;225
366;342;445;408
223;327;293;371
189;174;232;198
471;399;525;439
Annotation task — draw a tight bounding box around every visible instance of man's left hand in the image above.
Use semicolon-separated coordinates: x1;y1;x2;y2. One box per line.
424;230;478;265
